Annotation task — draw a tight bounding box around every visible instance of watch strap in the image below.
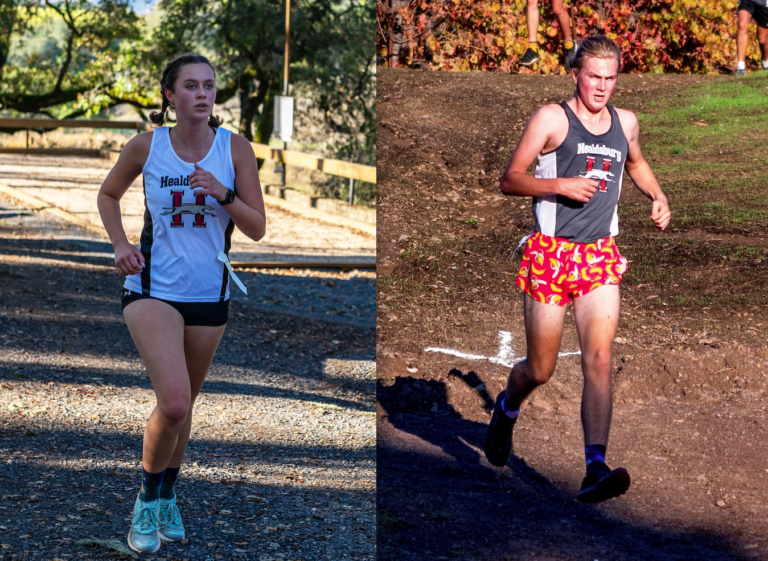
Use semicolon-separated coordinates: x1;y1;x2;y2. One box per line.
219;188;235;206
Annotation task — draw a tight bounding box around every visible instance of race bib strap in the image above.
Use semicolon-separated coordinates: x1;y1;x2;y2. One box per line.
217;252;248;295
511;230;535;261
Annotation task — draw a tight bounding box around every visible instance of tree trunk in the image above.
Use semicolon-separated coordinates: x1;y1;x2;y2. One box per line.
390;0;409;67
238;78;257;141
254;76;273;146
0;2;17;85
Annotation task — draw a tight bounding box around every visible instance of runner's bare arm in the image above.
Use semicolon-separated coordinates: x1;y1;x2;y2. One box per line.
618;109;671;231
97;132;153;276
499;105;599;203
189;133;267;242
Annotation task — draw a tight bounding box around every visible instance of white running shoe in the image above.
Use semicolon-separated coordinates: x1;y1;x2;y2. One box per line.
127;495;161;554
158;494;185;543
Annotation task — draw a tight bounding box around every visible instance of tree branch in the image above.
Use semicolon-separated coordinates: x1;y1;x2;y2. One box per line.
351;55;375;100
0;86;91;113
53;30;75;93
44;0;68;24
60;106;92;119
106;93;155;111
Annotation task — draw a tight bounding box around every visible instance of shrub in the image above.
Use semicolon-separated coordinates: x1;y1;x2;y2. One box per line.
378;0;755;74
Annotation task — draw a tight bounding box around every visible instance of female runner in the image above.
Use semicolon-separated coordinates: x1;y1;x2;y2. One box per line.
97;53;266;554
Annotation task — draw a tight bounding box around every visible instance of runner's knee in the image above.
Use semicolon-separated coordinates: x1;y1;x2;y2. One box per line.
738;18;750;32
522;359;556;386
157;398;191;426
582;348;612;378
527;0;538;8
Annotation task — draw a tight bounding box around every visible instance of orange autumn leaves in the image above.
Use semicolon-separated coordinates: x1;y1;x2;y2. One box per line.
379;0;749;73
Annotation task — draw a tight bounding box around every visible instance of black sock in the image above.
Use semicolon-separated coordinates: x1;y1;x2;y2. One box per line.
139;467;165;502
159;466;180;500
500;397;520;420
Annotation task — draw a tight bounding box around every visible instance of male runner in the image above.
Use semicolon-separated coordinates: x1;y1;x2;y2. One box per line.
485;36;671;503
734;0;768;75
518;0;577;70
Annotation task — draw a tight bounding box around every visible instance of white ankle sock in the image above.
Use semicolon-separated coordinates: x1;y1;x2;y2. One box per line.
737;60;746;70
763;60;768;69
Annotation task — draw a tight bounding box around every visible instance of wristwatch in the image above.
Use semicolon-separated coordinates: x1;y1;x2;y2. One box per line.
218;188;235;206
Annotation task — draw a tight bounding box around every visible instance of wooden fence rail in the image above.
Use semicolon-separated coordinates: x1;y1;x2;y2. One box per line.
0;118;153;132
0;118;375;183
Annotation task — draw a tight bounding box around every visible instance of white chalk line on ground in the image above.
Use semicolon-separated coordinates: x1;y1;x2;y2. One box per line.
426;330;581;368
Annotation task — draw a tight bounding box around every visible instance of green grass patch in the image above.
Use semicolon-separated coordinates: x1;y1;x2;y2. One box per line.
640;75;768;152
628;76;768;234
620;237;768;308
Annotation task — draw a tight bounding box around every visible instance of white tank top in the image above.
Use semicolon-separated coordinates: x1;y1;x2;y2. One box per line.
123;126;235;302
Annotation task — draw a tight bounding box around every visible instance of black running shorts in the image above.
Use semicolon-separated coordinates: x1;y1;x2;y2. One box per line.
739;0;768;28
121;290;229;327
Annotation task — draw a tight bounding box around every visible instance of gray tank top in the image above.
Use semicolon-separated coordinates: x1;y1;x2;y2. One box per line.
532;102;629;243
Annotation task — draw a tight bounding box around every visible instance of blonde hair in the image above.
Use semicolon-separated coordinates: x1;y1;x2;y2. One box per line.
572;36;622;73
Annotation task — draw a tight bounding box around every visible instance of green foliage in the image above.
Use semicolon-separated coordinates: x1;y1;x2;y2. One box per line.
378;0;752;74
0;0;375;204
154;0;375;202
154;0;375;148
1;0;141;116
292;0;376;168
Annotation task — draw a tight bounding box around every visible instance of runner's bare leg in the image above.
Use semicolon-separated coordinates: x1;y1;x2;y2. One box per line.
124;299;190;473
551;0;572;43
167;324;227;468
526;0;540;45
505;294;567;410
737;10;752;63
758;25;768;61
572;284;620;446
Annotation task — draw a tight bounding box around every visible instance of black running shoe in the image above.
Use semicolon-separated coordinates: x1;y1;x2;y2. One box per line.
734;66;746;76
519;48;540;67
576;461;631;503
484;390;516;467
564;42;579;71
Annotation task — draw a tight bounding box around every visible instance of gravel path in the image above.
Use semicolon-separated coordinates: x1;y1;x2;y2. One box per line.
0;193;375;560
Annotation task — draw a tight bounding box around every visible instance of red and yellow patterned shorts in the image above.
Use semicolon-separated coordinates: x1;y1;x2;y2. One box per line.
516;232;628;306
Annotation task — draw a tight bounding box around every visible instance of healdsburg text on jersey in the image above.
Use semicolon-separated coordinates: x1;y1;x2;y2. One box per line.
160;174;191;188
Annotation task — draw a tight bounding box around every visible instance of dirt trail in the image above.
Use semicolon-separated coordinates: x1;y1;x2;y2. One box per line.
377;69;768;560
0;154;375;261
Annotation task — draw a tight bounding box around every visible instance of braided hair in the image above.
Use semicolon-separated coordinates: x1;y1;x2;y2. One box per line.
149;53;223;127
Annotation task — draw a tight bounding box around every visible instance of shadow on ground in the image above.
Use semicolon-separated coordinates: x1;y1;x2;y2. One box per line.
0;236;376;327
0;236;375;383
377;374;752;561
0;225;376;559
0;450;373;560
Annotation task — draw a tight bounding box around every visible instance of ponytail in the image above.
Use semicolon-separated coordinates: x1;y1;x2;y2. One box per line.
149;97;169;126
208;113;222;128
